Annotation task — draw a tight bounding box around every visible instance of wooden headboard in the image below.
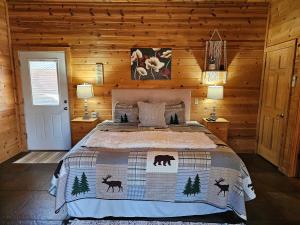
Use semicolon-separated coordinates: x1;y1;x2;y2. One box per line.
112;89;191;121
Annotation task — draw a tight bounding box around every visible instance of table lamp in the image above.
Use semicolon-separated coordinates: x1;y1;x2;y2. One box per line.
207;85;223;121
77;83;94;120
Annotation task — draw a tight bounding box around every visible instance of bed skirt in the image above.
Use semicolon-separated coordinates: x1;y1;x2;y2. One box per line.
67;199;228;218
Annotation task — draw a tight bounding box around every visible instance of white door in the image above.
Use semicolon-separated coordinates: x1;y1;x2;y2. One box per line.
19;51;71;150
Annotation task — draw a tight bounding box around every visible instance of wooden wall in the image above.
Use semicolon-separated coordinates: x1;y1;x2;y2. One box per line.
267;0;300;46
0;0;20;163
265;0;300;175
7;1;268;153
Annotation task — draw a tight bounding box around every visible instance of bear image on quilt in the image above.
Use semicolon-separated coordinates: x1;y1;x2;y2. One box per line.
153;155;175;166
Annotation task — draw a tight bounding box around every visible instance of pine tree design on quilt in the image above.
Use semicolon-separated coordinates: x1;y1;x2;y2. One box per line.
124;113;128;122
80;172;90;193
174;113;179;124
71;172;90;196
192;174;201;195
170;115;174;124
71;176;81;196
120;114;128;123
170;113;179;125
183;174;201;196
183;177;193;196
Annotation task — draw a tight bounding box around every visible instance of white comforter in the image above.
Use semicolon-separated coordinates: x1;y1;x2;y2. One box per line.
84;130;217;149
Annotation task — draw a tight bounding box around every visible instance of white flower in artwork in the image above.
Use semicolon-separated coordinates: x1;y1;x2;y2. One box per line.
161;49;172;59
131;52;137;65
131;49;143;65
145;57;165;72
136;67;147;77
152;48;161;52
135;49;143;58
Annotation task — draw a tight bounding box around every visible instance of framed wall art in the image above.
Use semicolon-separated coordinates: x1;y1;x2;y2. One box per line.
131;48;172;80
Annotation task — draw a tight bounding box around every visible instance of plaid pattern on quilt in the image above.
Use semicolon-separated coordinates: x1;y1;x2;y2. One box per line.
52;121;255;220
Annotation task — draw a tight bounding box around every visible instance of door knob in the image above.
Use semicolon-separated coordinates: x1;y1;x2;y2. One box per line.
64;107;68;110
278;113;284;118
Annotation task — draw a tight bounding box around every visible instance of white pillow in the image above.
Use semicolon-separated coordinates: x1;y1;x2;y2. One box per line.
137;102;167;127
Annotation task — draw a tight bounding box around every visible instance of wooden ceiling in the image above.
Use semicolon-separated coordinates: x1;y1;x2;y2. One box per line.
7;0;270;3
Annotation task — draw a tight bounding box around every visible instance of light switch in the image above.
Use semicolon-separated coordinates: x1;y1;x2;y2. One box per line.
194;97;199;105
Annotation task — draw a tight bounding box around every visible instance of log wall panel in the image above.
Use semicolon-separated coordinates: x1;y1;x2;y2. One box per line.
0;0;20;163
8;1;268;153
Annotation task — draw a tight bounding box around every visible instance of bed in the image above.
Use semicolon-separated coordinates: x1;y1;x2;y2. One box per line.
50;89;255;222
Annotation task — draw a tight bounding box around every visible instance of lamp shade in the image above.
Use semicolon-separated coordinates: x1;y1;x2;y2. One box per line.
207;85;224;100
77;84;94;99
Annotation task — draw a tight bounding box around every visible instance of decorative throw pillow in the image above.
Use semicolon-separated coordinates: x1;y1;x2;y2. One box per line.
165;101;186;125
113;102;139;123
137;102;167;127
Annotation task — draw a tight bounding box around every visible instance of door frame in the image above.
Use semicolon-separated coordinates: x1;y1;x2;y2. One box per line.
286;41;300;177
12;47;73;151
256;40;297;175
289;91;300;176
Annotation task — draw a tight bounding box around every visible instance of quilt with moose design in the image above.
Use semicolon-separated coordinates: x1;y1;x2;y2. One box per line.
51;121;255;220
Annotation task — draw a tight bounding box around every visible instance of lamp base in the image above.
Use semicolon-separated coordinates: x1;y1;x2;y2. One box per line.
207;106;218;121
82;114;91;120
82;99;90;120
207;113;217;121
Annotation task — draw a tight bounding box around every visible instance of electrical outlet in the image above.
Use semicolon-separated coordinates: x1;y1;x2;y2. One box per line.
194;97;199;105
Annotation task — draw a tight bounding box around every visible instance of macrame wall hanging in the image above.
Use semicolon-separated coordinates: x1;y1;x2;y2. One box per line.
202;29;228;85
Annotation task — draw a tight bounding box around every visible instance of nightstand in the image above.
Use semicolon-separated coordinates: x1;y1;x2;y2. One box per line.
202;118;230;143
71;117;99;145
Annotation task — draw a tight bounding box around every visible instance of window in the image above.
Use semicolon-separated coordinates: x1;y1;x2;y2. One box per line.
29;61;60;105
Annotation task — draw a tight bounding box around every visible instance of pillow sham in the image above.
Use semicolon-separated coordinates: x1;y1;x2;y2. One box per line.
113;102;139;123
165;101;185;125
137;102;167;127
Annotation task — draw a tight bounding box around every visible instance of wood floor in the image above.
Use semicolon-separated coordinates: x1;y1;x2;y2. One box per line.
0;153;299;225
